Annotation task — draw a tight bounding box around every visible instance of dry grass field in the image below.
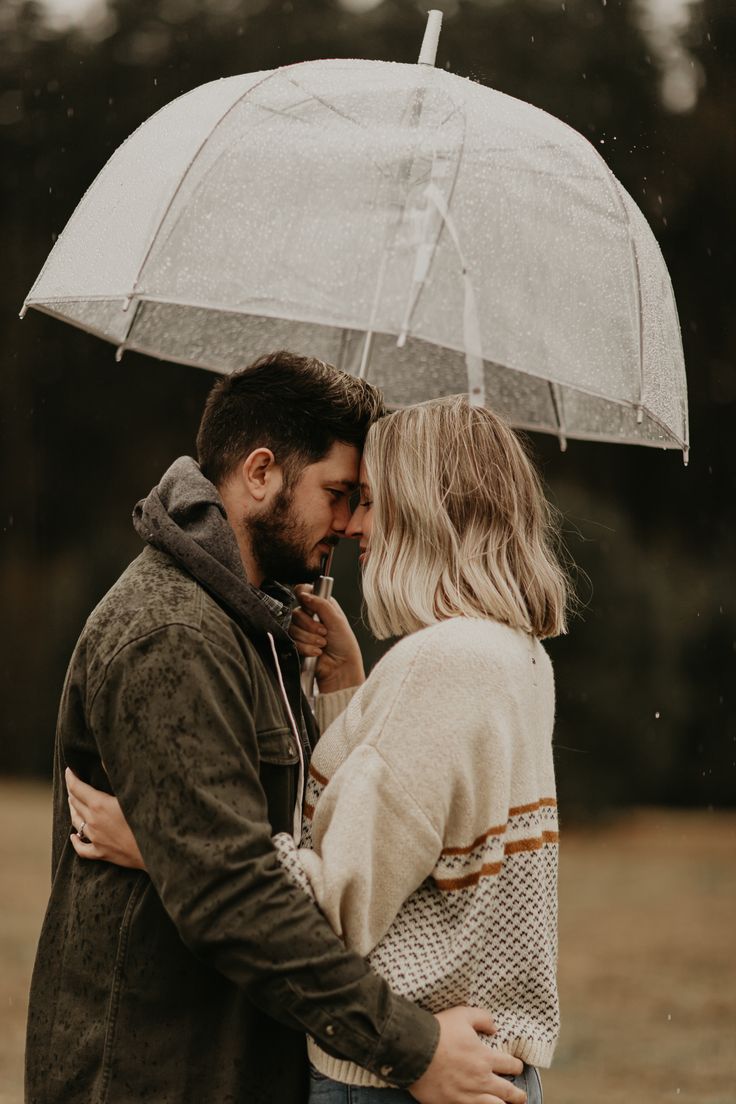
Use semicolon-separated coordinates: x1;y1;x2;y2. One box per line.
1;781;734;1104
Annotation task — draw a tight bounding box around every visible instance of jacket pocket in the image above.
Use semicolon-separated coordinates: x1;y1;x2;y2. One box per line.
258;725;300;766
258;726;300;836
99;876;148;1103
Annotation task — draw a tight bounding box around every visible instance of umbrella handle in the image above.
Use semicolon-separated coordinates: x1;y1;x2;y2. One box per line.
418;10;443;67
299;573;335;705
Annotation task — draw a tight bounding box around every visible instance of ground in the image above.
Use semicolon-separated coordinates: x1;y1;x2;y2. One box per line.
1;781;734;1104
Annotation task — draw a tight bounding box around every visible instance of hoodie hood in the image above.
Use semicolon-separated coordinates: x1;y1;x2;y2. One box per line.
133;456;288;640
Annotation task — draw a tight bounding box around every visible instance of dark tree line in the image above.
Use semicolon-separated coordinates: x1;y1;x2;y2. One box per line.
1;0;734;813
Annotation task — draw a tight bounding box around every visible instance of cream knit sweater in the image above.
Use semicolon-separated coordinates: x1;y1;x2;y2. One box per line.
276;616;559;1087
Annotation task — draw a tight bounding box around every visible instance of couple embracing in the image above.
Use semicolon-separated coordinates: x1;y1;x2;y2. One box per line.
26;351;568;1104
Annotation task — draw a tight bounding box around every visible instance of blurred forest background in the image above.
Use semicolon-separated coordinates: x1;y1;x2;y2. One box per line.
0;0;734;816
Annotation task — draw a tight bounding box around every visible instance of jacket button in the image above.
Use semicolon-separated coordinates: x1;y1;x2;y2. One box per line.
380;1066;393;1078
287;744;295;756
325;1024;336;1036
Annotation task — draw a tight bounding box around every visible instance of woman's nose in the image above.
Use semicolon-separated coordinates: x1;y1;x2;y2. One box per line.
345;507;363;540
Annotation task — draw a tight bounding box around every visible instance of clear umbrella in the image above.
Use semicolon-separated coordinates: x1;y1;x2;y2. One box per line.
22;12;688;458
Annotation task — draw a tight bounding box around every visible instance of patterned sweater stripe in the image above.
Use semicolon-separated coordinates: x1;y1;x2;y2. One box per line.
441;824;507;855
275;618;559;1087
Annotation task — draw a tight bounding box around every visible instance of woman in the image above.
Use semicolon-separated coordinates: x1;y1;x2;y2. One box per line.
68;396;569;1103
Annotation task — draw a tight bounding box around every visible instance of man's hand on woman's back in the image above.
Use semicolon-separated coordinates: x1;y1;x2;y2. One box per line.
409;1008;526;1104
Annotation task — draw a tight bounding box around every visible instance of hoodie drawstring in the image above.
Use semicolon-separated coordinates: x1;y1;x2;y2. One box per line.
267;633;305;843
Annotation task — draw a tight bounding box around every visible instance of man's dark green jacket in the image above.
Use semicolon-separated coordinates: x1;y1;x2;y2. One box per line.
25;457;438;1104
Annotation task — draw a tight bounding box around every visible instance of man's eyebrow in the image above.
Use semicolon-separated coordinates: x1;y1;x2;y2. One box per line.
323;479;357;490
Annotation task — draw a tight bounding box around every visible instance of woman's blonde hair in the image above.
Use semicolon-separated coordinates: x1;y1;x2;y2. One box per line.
362;395;570;640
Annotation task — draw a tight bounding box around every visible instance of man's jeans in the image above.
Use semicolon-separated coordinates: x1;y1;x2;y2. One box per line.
308;1064;543;1103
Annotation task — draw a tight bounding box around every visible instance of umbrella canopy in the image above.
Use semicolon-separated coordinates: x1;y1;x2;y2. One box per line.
22;51;688;456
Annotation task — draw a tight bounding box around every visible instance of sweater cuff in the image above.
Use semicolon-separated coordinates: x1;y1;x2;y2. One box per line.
315;687;358;732
367;996;439;1087
272;832;316;901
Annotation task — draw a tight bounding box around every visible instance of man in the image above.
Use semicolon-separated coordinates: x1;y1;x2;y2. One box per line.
26;352;525;1104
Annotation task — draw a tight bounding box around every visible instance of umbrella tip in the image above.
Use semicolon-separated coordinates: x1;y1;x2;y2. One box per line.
19;303;28;320
115;344;125;363
418;9;443;67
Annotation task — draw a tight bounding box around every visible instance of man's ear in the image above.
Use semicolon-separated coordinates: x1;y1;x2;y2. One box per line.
239;448;281;504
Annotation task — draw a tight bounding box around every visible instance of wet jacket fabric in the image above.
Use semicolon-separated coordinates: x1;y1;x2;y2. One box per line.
25;457;438;1104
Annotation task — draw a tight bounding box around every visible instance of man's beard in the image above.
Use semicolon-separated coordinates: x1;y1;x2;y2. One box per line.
245;488;324;586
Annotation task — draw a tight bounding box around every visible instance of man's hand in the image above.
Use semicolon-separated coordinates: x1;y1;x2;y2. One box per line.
409;1008;526;1104
291;586;365;692
66;767;146;870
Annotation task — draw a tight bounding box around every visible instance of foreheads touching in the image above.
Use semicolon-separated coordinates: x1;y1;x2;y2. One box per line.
196;350;385;492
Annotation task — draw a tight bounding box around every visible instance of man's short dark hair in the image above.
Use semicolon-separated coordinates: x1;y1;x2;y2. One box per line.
196;350;386;487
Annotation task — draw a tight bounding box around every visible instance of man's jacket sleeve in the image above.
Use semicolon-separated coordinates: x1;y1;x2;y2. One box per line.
88;623;439;1087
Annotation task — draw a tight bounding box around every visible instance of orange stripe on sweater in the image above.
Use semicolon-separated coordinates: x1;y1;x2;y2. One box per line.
435;862;504;890
439;800;557;856
437;832;559;891
508;797;557;817
504;830;559;856
442;823;507;856
309;764;329;786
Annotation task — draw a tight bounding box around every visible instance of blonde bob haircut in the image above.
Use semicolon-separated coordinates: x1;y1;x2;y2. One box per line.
361;395;570;641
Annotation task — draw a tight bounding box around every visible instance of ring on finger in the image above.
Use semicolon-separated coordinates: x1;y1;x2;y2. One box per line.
77;821;91;844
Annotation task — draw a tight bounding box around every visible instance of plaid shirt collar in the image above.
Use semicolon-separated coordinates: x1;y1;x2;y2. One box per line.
252;579;295;631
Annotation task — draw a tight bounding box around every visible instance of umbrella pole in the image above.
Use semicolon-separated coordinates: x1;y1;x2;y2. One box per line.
418;10;443;66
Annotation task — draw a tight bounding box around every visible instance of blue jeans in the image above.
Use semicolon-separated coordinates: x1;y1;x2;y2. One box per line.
308;1064;543;1103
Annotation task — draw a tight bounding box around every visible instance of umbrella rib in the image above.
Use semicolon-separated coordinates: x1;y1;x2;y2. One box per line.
278;75;398;181
395;143;466;348
282;74;376;133
542;112;648;418
607;178;647;422
248;98;322;123
438;102;463;129
121;67;284;309
547;381;568;452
